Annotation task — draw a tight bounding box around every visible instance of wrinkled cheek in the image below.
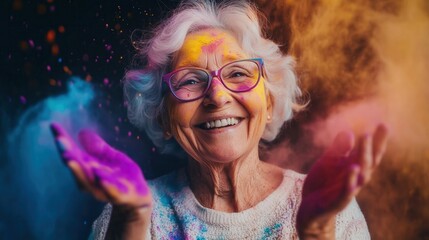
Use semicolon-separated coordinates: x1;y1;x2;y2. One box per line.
240;95;268;143
166;104;196;150
169;120;193;152
167;100;193;128
169;114;192;138
240;94;267;117
174;129;190;148
251;113;267;138
172;125;201;161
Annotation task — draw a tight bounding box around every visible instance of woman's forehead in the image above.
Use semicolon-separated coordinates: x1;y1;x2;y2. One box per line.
175;29;247;68
185;29;228;48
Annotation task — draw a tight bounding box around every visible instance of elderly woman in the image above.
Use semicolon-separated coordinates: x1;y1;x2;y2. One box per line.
51;1;388;239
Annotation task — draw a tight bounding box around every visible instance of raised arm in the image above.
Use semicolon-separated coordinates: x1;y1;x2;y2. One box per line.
297;124;388;239
50;123;152;239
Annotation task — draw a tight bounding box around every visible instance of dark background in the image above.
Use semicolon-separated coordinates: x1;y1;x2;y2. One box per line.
4;1;427;239
0;1;184;239
1;0;180;127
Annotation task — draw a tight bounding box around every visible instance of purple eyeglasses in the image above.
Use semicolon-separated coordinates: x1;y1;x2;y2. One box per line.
162;58;264;102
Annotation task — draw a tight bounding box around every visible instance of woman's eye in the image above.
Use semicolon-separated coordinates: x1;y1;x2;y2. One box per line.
179;79;199;87
231;71;246;77
228;71;250;79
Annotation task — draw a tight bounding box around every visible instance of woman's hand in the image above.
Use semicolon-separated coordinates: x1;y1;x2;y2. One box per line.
50;123;152;239
296;124;388;239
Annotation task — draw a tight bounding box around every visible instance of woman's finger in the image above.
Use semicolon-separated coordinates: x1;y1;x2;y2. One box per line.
372;124;389;166
67;160;104;196
327;164;361;212
50;123;79;162
93;167;151;207
78;129;117;161
347;164;362;197
322;131;355;164
93;168;128;199
50;123;92;166
68;161;115;202
67;160;93;190
354;134;373;185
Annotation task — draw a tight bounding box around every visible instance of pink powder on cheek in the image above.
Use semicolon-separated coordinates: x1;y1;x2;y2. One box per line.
201;38;224;53
236;84;253;92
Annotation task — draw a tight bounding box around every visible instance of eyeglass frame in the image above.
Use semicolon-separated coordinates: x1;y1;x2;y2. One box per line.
162;58;265;102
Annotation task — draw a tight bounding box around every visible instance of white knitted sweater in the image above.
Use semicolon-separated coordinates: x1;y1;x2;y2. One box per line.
90;169;370;239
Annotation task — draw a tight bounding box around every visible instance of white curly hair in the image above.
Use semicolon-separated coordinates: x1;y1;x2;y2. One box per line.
123;0;303;157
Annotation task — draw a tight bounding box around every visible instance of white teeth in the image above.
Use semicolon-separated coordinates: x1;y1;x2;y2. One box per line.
203;117;240;129
215;120;221;128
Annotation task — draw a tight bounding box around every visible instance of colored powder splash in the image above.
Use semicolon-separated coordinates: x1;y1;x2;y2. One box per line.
201;38;224;54
257;0;429;239
0;77;104;239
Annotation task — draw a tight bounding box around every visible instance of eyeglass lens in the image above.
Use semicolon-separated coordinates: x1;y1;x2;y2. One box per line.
169;60;260;101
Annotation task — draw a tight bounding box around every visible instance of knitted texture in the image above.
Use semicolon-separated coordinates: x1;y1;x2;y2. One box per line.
90;169;370;239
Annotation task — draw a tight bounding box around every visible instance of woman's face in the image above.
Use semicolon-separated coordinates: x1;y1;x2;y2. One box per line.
165;29;272;164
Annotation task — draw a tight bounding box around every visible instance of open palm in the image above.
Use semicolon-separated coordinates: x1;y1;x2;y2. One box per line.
297;124;388;238
50;123;152;208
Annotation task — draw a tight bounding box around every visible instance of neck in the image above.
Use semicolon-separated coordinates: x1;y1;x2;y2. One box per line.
186;149;283;212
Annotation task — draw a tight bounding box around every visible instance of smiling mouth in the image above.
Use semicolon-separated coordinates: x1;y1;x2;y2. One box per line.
198;117;241;130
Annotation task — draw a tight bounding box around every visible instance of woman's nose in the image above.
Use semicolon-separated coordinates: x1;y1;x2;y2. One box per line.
203;78;232;108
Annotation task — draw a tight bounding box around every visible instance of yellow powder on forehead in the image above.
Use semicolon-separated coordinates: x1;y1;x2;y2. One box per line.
176;30;245;68
186;30;228;47
178;31;227;65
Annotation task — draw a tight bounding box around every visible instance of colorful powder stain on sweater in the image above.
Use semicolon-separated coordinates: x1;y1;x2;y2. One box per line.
90;169;370;239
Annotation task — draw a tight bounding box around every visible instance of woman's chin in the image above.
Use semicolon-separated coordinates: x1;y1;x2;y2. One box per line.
199;147;255;166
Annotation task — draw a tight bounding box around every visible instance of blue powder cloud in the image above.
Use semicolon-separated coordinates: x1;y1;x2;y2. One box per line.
0;77;104;239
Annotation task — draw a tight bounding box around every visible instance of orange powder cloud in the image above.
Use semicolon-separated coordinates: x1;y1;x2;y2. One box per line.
257;0;429;239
